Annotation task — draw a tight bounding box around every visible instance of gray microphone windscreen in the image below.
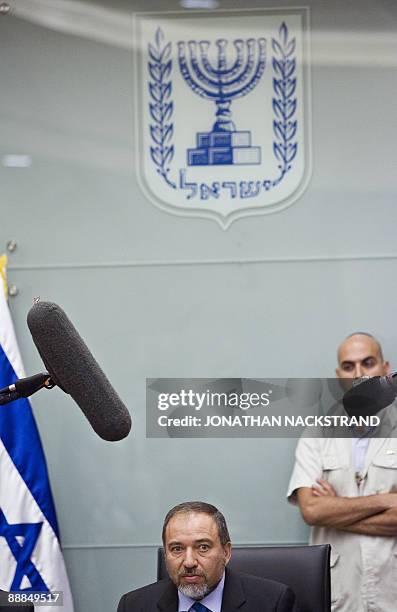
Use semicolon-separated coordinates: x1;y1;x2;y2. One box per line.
27;301;132;441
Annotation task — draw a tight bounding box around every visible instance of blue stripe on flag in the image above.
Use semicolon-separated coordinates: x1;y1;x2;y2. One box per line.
0;343;59;538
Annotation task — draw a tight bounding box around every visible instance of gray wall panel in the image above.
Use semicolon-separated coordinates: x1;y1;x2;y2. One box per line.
62;547;158;612
7;259;397;547
1;2;397;266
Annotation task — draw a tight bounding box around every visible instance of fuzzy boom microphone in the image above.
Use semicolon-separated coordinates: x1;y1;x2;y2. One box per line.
22;301;132;441
343;374;397;417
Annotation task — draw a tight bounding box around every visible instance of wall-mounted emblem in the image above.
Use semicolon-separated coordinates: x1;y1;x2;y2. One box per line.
134;8;311;228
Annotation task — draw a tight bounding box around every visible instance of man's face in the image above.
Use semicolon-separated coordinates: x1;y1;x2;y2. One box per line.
164;511;231;600
336;334;390;380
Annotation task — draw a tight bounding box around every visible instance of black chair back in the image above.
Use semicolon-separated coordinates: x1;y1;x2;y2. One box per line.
157;544;331;612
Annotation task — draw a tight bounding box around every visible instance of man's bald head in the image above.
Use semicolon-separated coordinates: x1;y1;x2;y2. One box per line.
336;332;390;379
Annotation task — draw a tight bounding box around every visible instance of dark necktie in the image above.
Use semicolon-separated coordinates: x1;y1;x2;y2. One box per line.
190;603;211;612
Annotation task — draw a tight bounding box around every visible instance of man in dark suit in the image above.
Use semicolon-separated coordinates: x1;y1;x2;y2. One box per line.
118;501;298;611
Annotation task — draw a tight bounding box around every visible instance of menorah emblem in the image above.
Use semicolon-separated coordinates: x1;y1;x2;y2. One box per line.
178;37;266;166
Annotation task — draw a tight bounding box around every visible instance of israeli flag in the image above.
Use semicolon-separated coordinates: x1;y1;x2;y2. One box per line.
0;256;74;611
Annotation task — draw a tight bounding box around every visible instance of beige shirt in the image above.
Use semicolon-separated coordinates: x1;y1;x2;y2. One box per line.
287;408;397;612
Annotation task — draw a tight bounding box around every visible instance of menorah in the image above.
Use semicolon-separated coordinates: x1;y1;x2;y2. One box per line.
178;37;266;166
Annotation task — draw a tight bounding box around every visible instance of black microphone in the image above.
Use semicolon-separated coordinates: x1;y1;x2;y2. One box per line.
343;374;397;417
0;373;54;397
26;301;132;442
0;390;20;405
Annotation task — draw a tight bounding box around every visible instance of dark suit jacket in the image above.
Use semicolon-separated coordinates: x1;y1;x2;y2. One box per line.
117;567;298;611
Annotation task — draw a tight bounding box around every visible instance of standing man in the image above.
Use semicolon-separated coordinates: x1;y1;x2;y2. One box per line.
118;501;298;611
287;332;397;612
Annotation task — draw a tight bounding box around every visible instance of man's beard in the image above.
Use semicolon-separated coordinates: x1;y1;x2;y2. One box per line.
178;582;210;600
177;570;210;600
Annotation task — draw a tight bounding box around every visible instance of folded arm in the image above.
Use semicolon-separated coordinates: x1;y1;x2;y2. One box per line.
338;507;397;536
297;480;397;534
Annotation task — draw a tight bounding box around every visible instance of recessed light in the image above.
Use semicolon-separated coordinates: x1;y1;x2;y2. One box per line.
2;154;32;168
180;0;219;9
